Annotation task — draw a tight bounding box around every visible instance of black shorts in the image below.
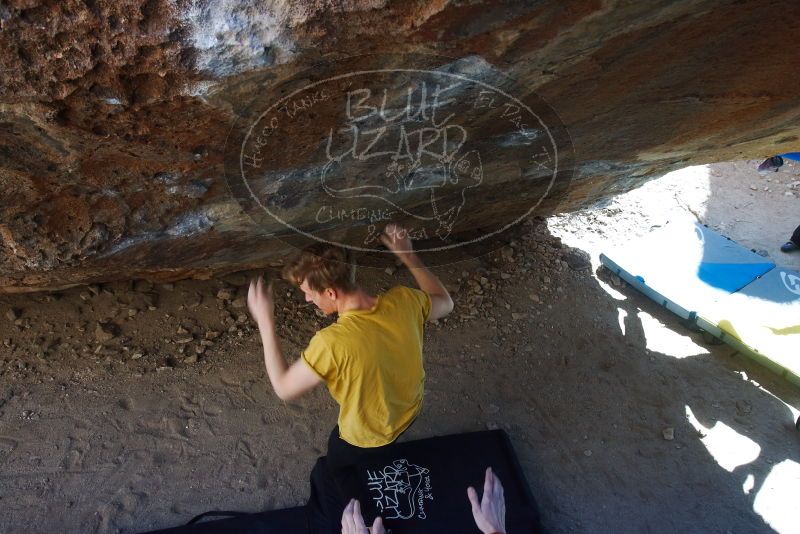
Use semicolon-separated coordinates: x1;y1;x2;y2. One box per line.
326;421;417;476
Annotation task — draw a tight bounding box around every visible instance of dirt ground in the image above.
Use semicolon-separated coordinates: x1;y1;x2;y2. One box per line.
1;160;799;534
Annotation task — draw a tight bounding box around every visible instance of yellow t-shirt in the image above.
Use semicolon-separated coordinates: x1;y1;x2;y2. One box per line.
301;285;432;447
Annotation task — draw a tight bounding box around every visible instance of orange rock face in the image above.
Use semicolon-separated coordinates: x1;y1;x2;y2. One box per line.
1;0;798;292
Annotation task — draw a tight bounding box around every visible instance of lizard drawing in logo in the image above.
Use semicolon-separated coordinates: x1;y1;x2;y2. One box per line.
319;148;483;240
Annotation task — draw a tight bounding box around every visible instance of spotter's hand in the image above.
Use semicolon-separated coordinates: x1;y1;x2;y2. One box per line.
467;467;506;534
340;499;385;534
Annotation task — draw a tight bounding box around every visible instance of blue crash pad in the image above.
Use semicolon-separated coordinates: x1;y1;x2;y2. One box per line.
600;220;800;387
698;266;800;386
599;220;775;320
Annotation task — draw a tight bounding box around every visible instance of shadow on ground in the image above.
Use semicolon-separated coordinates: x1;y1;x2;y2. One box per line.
0;218;798;533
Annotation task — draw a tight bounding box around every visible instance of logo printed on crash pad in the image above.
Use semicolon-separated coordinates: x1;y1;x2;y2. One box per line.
366;459;433;520
780;271;800;296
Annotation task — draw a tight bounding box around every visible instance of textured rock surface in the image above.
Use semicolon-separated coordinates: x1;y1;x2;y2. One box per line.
1;0;799;292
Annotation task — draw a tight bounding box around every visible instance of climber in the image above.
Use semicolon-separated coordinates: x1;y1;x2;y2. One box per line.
246;224;454;473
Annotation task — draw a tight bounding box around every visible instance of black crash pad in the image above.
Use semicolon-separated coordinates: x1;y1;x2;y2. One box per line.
144;430;540;534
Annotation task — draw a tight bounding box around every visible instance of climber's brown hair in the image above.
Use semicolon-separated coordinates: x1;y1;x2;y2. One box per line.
282;243;357;293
